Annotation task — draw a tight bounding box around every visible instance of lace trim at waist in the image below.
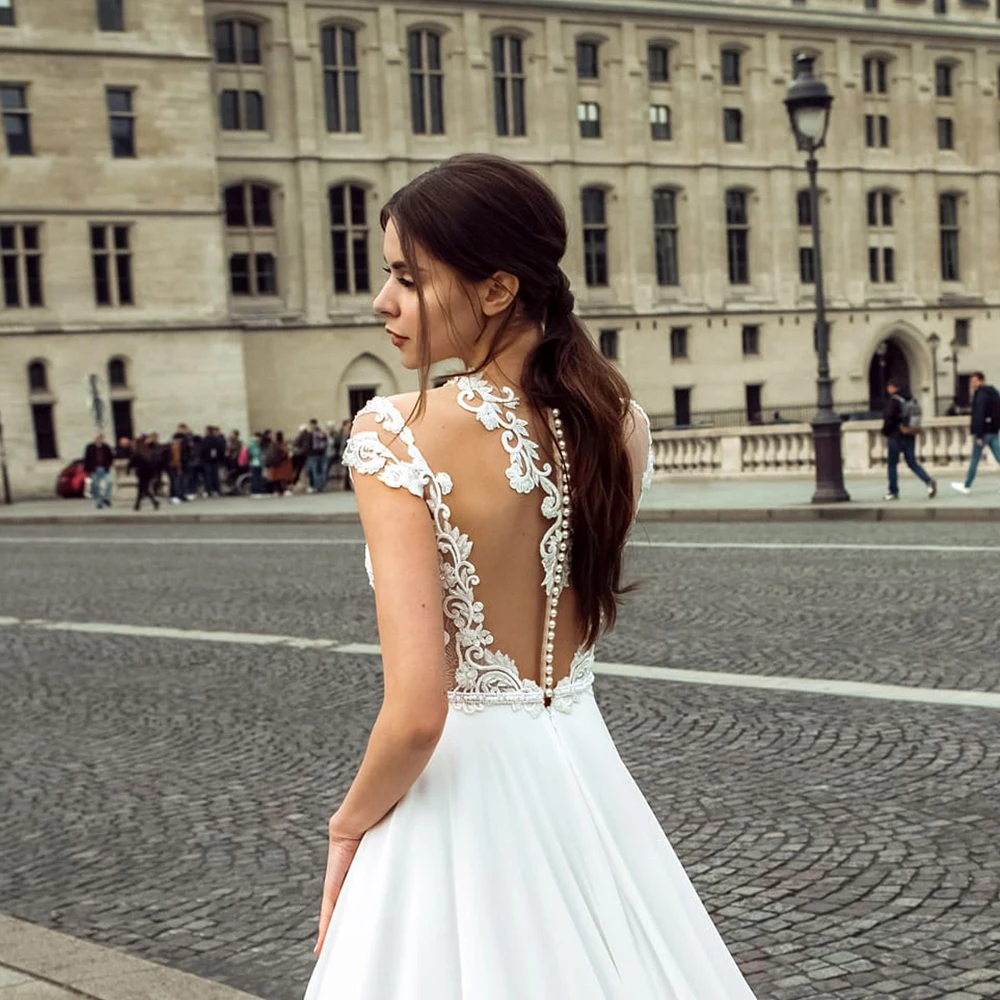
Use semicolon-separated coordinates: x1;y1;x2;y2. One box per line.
447;672;594;715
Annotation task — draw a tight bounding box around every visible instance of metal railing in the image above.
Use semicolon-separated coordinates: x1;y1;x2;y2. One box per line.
647;401;874;432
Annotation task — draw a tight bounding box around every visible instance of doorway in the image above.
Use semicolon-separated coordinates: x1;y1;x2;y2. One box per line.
868;338;910;410
348;386;376;418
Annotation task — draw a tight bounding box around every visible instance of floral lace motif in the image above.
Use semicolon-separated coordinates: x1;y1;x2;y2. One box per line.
631;400;655;503
343;387;600;714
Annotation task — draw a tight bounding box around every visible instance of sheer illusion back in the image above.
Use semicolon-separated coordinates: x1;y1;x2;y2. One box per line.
344;374;653;713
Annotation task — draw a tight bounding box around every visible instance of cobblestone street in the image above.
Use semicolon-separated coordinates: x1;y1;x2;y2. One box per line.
1;522;999;1000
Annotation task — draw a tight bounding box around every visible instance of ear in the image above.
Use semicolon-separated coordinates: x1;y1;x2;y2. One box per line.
479;271;519;318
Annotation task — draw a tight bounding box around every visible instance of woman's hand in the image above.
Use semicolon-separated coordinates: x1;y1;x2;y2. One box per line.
314;820;363;956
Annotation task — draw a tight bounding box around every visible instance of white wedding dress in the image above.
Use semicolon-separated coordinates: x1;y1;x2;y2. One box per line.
305;375;758;1000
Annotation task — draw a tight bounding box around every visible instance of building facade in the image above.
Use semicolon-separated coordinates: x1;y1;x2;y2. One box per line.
2;0;1000;496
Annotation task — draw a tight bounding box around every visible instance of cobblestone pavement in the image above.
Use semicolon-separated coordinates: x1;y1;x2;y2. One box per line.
1;523;999;999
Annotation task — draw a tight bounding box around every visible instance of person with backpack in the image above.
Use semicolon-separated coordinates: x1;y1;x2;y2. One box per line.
882;379;937;501
951;371;1000;494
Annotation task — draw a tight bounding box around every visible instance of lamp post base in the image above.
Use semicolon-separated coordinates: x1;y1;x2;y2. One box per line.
811;413;850;504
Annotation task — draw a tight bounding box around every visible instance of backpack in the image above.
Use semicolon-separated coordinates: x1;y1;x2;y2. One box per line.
899;396;922;434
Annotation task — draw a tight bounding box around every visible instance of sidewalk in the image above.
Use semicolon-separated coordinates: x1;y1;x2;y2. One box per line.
1;474;999;524
0;914;262;1000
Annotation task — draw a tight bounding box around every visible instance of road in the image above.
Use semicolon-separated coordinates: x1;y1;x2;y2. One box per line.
1;522;999;1000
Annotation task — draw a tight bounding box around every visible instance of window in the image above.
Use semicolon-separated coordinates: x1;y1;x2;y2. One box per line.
1;224;42;307
721;49;741;86
112;399;134;443
90;224;133;306
215;19;260;64
224;183;278;297
956;373;971;408
408;30;444;135
653;188;679;287
220;89;264;130
27;360;47;392
935;62;954;98
725;190;750;285
799;246;815;284
954;317;970;347
745;384;763;424
599;329;619;360
108;357;127;387
578;101;601;139
937;116;954;150
492;34;526;137
648;44;669;83
106;88;136;157
329;184;369;294
1;84;31;155
0;1;15;27
31;403;57;460
323;25;360;133
742;324;760;356
581;187;608;287
797;190;813;228
934;0;947;13
96;0;124;32
867;190;893;228
673;387;691;427
577;40;599;80
939;193;960;281
865;113;889;148
650;104;671;141
670;327;688;359
863;56;888;95
865;0;879;8
723;107;743;143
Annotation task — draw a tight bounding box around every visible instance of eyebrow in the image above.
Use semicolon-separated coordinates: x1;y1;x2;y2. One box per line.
384;259;427;275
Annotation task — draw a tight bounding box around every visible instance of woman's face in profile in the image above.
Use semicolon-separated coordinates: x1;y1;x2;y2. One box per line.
373;217;484;370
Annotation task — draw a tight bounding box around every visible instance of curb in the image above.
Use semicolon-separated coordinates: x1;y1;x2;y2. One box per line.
0;914;263;1000
1;507;999;526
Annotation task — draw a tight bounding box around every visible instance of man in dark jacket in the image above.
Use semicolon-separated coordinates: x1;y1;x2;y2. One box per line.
951;371;1000;494
882;380;937;501
83;433;115;509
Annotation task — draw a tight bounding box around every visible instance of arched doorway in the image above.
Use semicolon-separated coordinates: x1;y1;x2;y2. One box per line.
868;338;910;410
336;353;399;420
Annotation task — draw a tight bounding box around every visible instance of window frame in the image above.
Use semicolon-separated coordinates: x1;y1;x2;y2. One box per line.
106;86;136;158
649;103;671;141
723;107;743;143
721;48;742;87
96;0;124;32
741;324;760;357
329;182;371;295
408;28;445;136
0;222;43;308
224;182;280;298
653;187;679;287
1;83;32;156
322;23;361;134
647;42;670;84
577;100;601;139
491;32;527;138
581;186;609;288
725;189;750;286
939;193;961;282
576;39;600;81
90;223;134;307
669;326;689;360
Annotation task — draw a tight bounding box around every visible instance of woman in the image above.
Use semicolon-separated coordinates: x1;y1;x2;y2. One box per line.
127;434;160;512
265;430;293;497
305;154;758;999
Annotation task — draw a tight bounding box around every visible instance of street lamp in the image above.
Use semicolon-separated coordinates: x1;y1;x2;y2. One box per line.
0;408;11;505
927;333;940;417
946;338;962;412
785;55;850;504
875;340;889;407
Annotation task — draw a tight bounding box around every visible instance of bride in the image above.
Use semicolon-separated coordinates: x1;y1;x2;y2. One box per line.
304;153;758;999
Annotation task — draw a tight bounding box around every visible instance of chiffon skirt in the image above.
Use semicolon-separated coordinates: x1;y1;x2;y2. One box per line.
304;690;758;999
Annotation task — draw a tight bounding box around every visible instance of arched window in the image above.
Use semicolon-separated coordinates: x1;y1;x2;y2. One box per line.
214;18;265;132
581;187;608;287
721;48;742;86
576;38;600;80
648;42;670;84
863;55;889;95
27;359;48;392
652;188;679;287
26;359;57;460
224;182;279;297
322;25;360;133
408;30;444;135
935;60;954;98
492;33;526;136
329;183;370;294
108;356;127;388
725;189;750;285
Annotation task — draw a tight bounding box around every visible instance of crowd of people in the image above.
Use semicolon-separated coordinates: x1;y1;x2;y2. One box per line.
82;418;354;511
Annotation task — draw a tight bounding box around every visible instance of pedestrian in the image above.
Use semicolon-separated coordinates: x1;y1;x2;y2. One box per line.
951;371;1000;494
202;425;224;497
248;432;266;498
334;418;352;492
83;433;114;509
882;379;937;501
189;431;205;498
292;423;311;487
266;430;293;497
168;426;187;504
146;432;166;498
306;418;329;492
128;434;160;511
305;153;757;998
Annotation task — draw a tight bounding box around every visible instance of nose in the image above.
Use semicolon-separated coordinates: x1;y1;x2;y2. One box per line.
372;279;397;319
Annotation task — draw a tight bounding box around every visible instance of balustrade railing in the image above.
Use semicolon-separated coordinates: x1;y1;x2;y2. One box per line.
651;417;972;478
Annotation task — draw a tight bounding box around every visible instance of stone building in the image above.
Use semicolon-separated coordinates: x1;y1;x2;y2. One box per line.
2;0;1000;496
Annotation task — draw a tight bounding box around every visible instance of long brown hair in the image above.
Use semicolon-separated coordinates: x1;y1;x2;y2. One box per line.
381;154;636;645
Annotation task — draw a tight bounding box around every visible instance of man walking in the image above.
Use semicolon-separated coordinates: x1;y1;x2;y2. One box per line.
83;433;115;509
128;434;160;511
306;418;329;493
882;379;937;501
951;371;1000;494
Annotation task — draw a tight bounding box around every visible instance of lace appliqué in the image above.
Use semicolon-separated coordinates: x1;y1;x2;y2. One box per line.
631;400;655;503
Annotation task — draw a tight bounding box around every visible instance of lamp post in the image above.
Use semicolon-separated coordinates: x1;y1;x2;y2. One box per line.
0;408;11;505
785;55;850;504
946;339;961;411
876;340;889;408
927;333;940;417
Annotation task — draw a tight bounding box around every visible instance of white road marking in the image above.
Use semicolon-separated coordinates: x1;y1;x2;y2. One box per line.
2;615;998;712
0;537;997;555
